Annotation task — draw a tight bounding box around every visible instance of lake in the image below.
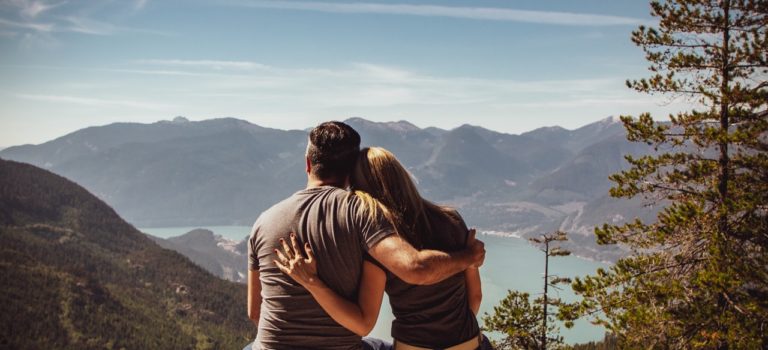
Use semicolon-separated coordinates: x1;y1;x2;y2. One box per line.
142;226;608;345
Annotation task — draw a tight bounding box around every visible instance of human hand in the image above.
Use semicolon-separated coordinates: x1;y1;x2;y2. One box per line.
274;233;319;289
466;228;485;268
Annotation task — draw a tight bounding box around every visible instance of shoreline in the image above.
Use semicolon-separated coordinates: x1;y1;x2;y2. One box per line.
141;225;614;265
478;230;613;265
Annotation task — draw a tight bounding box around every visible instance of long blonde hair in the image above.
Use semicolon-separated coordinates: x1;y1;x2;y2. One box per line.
352;147;458;249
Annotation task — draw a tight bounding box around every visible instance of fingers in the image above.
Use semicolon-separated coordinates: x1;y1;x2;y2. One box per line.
474;239;486;267
475;238;485;254
275;260;287;272
290;233;302;258
304;242;315;263
274;254;289;273
280;237;295;260
467;228;476;244
277;233;316;271
275;248;289;265
466;229;485;268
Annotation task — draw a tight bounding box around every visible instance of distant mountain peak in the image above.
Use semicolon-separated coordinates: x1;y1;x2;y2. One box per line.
345;117;421;132
456;123;484;131
167;228;235;250
599;116;622;124
390;120;420;131
575;116;626;134
344;117;372;124
179;228;215;239
539;125;568;132
172;116;190;123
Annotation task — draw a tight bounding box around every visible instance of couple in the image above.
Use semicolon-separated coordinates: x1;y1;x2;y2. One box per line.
247;121;491;350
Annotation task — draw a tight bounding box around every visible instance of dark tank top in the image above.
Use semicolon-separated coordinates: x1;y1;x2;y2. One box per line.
371;208;480;348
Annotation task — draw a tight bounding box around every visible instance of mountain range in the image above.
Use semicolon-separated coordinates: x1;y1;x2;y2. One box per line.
0;116;660;263
148;228;248;284
0;159;253;349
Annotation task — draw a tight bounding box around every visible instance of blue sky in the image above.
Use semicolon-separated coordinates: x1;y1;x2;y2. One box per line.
0;0;688;147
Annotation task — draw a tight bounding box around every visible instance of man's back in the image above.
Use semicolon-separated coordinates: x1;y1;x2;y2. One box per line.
249;186;392;350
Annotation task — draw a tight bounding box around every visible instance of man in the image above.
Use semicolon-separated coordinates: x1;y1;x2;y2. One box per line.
247;121;485;349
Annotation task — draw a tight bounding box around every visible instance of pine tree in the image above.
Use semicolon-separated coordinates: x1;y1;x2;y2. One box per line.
570;1;767;348
484;231;573;350
483;290;557;350
530;231;573;350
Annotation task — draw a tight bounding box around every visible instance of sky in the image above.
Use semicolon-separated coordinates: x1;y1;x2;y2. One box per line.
0;0;691;147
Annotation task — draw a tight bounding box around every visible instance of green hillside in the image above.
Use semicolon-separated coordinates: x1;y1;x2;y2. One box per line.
0;159;253;349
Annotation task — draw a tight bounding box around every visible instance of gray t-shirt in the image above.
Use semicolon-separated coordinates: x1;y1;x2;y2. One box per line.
249;186;393;350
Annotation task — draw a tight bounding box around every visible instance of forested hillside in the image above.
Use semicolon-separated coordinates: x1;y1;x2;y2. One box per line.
0;159;253;349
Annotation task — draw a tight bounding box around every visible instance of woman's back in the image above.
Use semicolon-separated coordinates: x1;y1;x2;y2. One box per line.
350;146;482;347
381;207;480;348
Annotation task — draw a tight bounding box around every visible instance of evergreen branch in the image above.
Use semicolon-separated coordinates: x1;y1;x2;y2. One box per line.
649;183;703;196
628;258;706;280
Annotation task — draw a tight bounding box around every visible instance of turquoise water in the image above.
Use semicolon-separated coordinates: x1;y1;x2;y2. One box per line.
140;226;607;344
469;234;607;344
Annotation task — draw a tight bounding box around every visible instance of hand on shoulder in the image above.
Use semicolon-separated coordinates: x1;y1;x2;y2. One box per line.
274;233;321;289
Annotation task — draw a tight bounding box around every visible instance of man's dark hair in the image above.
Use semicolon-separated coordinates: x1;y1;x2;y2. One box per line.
307;121;361;180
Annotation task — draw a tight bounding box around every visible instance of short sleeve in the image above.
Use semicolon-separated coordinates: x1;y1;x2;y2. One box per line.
457;212;470;245
349;195;395;251
443;208;470;247
248;221;260;270
364;252;386;271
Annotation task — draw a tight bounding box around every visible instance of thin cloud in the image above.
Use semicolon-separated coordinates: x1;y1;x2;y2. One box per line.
134;60;625;107
136;59;272;70
0;30;19;37
0;64;217;77
6;61;681;119
494;97;682;109
0;16;117;36
101;68;220;77
15;93;176;110
4;0;66;19
5;61;688;137
60;16;174;36
123;60;624;104
237;0;647;26
135;0;148;10
0;18;54;32
1;1;172;38
62;16;113;35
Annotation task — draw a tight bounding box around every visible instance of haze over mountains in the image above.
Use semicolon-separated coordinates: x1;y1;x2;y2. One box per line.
1;116;659;262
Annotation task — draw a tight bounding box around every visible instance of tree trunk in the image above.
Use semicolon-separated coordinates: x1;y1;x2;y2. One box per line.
716;2;731;349
542;240;549;350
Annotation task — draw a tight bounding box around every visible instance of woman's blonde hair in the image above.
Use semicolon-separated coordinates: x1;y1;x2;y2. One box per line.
352;147;458;249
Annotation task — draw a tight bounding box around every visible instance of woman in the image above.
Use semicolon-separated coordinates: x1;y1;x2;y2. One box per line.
275;147;489;350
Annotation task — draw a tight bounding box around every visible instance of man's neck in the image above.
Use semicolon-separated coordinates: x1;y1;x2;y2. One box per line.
306;176;345;189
